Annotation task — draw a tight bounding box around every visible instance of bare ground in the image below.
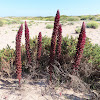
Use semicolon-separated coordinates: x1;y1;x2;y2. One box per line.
0;77;97;100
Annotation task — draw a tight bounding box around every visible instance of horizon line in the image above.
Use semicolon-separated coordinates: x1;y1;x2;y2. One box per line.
1;14;100;18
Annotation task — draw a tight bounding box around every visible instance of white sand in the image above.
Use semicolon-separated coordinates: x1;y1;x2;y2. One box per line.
0;78;92;100
0;21;100;50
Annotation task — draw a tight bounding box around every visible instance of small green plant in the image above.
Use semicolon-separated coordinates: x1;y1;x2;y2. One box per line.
86;21;99;29
0;20;3;27
46;24;54;29
75;26;81;34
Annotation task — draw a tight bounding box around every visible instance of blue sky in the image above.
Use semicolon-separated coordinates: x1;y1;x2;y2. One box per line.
0;0;100;17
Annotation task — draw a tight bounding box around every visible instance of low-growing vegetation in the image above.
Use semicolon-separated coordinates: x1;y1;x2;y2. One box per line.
0;20;3;27
46;24;54;29
66;17;79;21
86;21;99;29
75;26;81;33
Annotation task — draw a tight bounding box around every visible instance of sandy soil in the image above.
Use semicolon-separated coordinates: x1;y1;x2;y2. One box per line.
0;21;100;50
0;77;93;100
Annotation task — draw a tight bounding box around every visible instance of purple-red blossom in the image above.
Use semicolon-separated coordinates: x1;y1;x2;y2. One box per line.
25;21;32;64
73;22;86;70
49;10;60;81
16;24;23;87
37;32;42;60
57;24;62;61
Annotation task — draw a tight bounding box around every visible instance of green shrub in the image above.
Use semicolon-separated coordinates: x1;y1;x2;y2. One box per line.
7;20;23;25
0;44;15;62
96;17;100;21
46;24;54;29
62;36;100;66
86;21;99;29
0;36;100;72
80;15;90;20
0;20;3;27
75;27;81;34
80;15;95;20
45;17;54;21
60;15;67;21
67;17;79;21
89;16;96;20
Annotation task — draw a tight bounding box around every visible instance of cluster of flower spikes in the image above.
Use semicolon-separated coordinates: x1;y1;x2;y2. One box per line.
37;32;42;60
25;21;32;64
49;10;60;81
73;22;86;70
16;24;23;86
57;24;62;61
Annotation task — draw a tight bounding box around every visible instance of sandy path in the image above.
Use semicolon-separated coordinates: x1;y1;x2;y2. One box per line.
0;21;100;50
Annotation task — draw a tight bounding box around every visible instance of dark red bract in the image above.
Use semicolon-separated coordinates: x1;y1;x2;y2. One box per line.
73;22;86;70
25;21;32;64
37;32;42;60
57;24;62;61
16;24;23;87
49;10;60;81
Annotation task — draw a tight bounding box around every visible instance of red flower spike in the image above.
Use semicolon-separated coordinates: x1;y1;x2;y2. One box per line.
16;24;23;87
25;21;32;64
37;32;42;60
73;22;86;70
57;24;62;61
49;10;60;81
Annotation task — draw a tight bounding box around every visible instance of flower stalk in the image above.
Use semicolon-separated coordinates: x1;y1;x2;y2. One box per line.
73;22;86;70
25;21;32;64
57;24;62;61
37;32;42;60
49;10;60;81
16;24;23;87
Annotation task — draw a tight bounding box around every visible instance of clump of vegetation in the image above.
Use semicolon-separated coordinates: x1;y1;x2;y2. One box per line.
86;21;99;29
46;24;54;29
45;16;54;21
0;45;15;63
0;20;3;27
96;17;100;21
67;17;79;21
75;26;81;34
80;15;95;20
7;20;23;25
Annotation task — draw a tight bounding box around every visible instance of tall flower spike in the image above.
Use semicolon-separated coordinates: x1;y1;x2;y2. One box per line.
73;22;86;70
25;21;32;64
37;32;42;60
49;10;60;81
57;24;62;61
16;24;23;87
